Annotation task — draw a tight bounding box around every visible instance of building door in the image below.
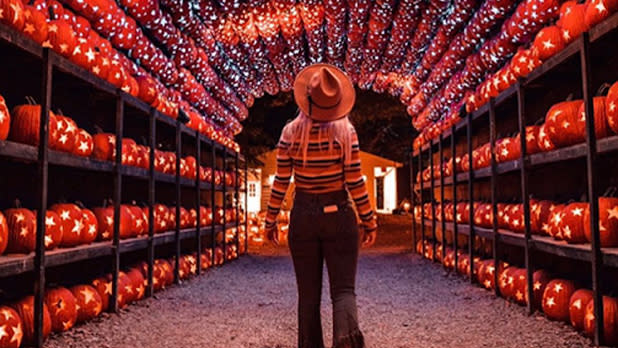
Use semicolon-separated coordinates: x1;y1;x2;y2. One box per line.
375;176;384;210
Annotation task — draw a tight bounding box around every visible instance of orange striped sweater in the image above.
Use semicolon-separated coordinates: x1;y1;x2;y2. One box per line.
265;124;377;232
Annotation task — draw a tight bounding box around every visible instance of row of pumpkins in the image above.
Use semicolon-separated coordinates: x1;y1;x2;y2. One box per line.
415;198;618;247
246;211;290;246
416;80;618;182
417;240;618;345
0;0;243;149
0;96;241;185
0;245;240;348
414;0;618;149
0;201;244;256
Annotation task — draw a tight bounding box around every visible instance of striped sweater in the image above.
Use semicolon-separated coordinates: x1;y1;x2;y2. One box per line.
265;124;377;232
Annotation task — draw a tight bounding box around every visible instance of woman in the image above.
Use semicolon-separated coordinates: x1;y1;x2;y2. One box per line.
265;63;378;348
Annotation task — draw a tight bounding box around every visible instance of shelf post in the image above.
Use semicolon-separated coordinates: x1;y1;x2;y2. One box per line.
196;131;202;275
581;32;604;346
110;94;124;313
489;98;500;297
439;135;446;268
146;109;156;297
222;150;227;263
211;142;217;266
34;48;52;348
410;148;416;251
174;122;181;284
419;149;424;255
467;111;475;283
517;81;534;315
244;155;249;254
451;125;458;271
235;152;240;257
430;142;436;262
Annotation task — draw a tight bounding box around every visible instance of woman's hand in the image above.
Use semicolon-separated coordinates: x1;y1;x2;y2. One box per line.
361;228;377;248
266;225;279;246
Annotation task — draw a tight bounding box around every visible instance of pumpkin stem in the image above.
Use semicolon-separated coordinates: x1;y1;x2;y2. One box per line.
56;108;64;116
25;96;37;105
565;93;574;101
597;83;611;97
14;199;21;208
48;6;55;20
604;187;618;197
75;201;85;209
94;125;104;134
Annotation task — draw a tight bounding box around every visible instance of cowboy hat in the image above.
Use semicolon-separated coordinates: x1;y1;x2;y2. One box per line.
293;63;355;122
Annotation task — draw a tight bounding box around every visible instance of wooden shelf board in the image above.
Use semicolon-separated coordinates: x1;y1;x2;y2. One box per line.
45;241;113;268
527;143;587;166
0;254;34;278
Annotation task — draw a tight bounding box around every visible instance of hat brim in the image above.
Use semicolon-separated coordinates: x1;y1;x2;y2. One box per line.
293;63;356;122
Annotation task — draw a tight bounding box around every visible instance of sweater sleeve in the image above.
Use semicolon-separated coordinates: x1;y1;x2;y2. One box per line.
265;131;293;229
345;129;377;232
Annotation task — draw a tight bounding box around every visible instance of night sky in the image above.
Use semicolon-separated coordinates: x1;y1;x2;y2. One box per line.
236;88;417;165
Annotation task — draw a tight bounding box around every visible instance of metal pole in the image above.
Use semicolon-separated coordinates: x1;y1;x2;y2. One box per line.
34;48;52;348
581;33;604;346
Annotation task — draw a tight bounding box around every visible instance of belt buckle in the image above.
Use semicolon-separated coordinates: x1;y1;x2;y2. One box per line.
323;204;338;213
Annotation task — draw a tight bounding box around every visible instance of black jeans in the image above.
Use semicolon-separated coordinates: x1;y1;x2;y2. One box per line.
288;190;364;348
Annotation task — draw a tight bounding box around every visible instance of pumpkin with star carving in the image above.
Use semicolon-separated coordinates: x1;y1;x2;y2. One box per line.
0;212;8;255
0;94;9;142
532;26;565;61
47;16;77;58
22;5;48;44
54;115;78;153
44;287;77;332
529;269;552;309
73;128;94;157
126;267;146;302
42;210;63;250
577;97;610;141
49;203;83;247
128;205;147;236
92;276;112;311
545;100;585;148
584;197;618;247
558;2;589;44
542;279;577;322
0;305;23;348
498;267;518;299
557;202;588;243
80;208;98;244
547;204;567;239
117;271;133;308
585;0;618;28
511;268;529;305
583;296;618;344
569;288;593;331
92;133;116;161
0;0;25;31
530;199;555;235
607;81;618;133
69;284;103;323
93;204;133;240
9;104;58;148
507;204;525;233
537;124;556;152
11;296;51;345
4;208;36;253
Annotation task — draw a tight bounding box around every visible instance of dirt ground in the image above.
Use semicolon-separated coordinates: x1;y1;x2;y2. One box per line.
45;214;594;348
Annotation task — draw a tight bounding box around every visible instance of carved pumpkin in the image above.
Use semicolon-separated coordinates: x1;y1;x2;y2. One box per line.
126;268;146;302
128;205;147;236
93;204;133;240
0;95;8;141
532;26;565;61
43;210;63;250
92;276;112;311
569;288;594;331
529;269;552;309
545;100;585;148
92;133;116;161
74;128;94;157
577;97;609;141
70;285;103;323
583;296;618;344
537;124;556;152
512;268;528;305
542;279;577;322
54;115;78;153
80;208;98;244
121;138;138;167
559;202;589;243
49;203;83;247
47;18;77;58
4;208;36;253
0;0;25;30
9;105;57;148
607;81;618;133
11;296;51;346
201;249;213;269
530;199;555;235
0;212;7;255
70;38;97;70
584;197;618;247
44;287;77;332
559;2;589;44
498;267;517;300
117;271;133;308
135;145;149;169
585;0;618;28
547;204;566;239
0;305;23;348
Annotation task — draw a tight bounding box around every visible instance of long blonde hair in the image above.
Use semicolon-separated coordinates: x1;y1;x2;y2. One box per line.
281;111;355;166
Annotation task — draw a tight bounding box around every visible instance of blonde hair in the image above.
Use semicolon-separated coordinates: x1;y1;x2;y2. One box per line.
281;111;355;166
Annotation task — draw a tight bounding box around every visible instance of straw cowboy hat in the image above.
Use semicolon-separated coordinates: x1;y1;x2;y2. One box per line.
293;63;356;122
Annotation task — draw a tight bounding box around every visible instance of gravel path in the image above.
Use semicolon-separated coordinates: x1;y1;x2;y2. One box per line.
45;243;594;348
